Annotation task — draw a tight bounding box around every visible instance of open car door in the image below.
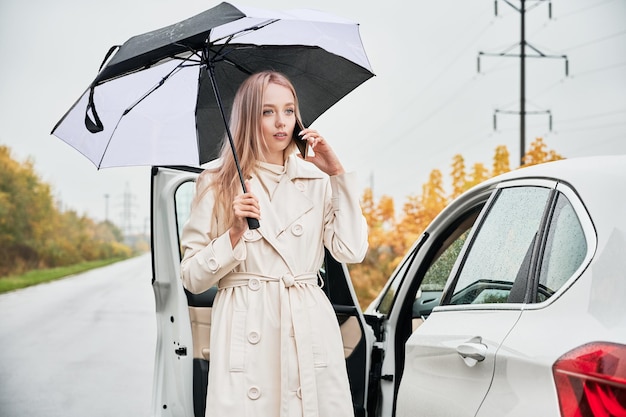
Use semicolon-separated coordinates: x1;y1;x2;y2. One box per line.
151;166;374;417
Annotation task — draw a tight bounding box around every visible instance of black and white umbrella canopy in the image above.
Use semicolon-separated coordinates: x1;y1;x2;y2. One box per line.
52;2;374;168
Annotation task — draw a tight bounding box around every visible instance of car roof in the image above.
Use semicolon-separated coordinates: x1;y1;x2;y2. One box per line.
487;154;626;185
474;154;626;232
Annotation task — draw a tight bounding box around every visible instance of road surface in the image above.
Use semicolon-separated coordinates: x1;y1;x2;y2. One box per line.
0;254;156;417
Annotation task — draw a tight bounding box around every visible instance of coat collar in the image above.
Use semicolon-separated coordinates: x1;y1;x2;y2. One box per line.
284;154;326;181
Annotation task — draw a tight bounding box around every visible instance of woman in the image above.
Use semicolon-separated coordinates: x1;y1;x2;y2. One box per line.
180;71;368;417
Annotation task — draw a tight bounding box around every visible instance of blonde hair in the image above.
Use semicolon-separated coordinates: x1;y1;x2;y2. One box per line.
194;71;302;227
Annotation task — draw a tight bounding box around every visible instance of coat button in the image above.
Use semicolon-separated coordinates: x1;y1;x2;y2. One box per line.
296;387;302;399
206;257;219;272
295;181;306;192
244;230;255;240
248;331;261;344
248;386;261;400
248;278;261;291
291;223;304;236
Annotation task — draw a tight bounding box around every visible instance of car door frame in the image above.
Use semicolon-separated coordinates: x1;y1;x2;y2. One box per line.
392;178;574;417
474;179;598;416
365;181;497;417
151;165;202;417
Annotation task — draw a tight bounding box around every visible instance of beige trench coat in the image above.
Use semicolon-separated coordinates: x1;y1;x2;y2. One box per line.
180;155;368;417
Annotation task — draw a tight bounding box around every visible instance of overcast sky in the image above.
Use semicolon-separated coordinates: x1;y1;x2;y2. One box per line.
1;0;624;233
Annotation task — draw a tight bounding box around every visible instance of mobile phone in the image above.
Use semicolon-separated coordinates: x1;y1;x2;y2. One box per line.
293;119;307;158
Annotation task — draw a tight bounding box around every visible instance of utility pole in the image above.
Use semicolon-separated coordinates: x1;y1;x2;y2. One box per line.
477;0;568;166
120;183;135;237
104;193;110;222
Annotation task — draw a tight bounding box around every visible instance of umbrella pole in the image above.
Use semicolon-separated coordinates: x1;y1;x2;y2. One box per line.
206;64;260;230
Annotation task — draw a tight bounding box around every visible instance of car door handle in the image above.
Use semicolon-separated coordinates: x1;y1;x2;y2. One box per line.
456;337;487;366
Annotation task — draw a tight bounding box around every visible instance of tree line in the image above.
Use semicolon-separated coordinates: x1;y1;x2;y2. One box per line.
0;146;140;277
1;138;561;302
348;138;563;308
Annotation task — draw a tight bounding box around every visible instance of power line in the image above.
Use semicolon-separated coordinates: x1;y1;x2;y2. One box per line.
353;6;497;170
555;0;619;19
562;132;626;155
528;59;626;103
355;0;622;178
402;18;497;110
557;108;626;124
526;0;621;39
570;60;626;78
563;29;626;52
554;120;626;133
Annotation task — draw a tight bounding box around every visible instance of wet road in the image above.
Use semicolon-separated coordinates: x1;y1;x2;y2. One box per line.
0;254;155;417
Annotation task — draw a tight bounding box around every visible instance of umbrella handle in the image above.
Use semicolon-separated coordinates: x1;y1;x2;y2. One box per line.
243;181;260;230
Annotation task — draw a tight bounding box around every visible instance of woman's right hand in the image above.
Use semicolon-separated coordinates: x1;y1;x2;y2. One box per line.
229;180;260;247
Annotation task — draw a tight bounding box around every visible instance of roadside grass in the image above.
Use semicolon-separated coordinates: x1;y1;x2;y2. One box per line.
0;257;130;294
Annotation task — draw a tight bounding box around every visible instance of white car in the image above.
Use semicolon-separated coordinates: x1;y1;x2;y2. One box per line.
151;155;626;417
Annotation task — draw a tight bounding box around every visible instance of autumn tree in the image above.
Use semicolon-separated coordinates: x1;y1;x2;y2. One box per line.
0;146;57;273
0;146;132;276
492;145;511;176
450;154;467;199
360;188;377;244
349;137;563;308
465;162;490;189
349;188;400;307
393;194;422;258
419;169;447;229
523;137;563;166
394;169;448;263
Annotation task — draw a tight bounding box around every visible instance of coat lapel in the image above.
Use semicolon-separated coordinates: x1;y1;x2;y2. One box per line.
249;156;325;269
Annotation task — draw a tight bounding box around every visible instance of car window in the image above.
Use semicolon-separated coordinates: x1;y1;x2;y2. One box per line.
536;192;587;302
175;180;196;260
377;237;423;315
421;228;470;292
447;186;552;305
377;204;482;318
410;227;473;329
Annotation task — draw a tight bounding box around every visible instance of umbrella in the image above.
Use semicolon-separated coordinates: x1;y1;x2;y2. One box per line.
51;1;374;228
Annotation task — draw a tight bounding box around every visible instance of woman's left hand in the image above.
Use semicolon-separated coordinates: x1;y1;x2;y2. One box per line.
299;129;345;176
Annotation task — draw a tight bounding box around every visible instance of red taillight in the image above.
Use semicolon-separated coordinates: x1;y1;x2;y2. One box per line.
553;342;626;417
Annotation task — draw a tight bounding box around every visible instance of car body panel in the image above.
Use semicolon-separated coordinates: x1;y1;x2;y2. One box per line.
151;166;199;417
365;183;494;416
396;309;522;417
391;155;626;417
390;178;556;417
475;165;626;416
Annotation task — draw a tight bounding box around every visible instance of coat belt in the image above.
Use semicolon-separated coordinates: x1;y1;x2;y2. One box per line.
218;271;319;289
218;272;321;417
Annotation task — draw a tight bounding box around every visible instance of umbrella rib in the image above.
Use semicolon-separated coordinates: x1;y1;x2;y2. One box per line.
97;110;129;168
211;18;280;45
96;61;190;168
172;42;203;63
86;50;201;134
124;61;190;116
204;19;280;73
206;46;253;76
